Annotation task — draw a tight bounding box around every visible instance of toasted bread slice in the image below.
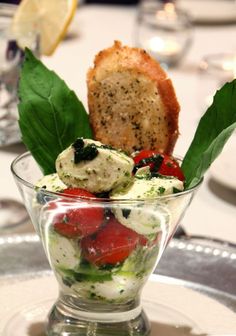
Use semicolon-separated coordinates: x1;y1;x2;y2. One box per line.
87;41;180;154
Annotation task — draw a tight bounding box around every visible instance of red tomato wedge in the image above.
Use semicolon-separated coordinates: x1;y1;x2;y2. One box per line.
133;150;185;181
52;188;104;238
81;217;142;266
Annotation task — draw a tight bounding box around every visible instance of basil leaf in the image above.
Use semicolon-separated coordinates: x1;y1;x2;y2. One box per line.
182;80;236;189
18;49;93;175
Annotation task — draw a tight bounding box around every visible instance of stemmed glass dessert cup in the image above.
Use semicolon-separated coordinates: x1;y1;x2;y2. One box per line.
11;152;201;336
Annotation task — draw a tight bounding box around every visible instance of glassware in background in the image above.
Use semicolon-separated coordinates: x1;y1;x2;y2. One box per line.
11;152;201;335
198;53;236;114
0;0;77;232
0;3;39;232
0;3;39;146
134;0;193;68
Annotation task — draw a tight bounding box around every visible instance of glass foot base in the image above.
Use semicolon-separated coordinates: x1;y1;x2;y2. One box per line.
47;302;150;336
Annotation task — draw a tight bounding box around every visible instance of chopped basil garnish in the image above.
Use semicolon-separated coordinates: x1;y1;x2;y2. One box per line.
158;187;166;195
133;154;164;174
74;143;99;164
122;208;131;219
100;144;115;150
72;138;84;150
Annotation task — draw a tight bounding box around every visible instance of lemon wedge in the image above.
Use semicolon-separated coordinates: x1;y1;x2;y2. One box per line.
11;0;77;56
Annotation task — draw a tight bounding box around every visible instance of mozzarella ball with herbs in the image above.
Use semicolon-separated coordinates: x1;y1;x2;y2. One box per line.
49;231;81;270
110;174;184;235
56;138;134;193
35;173;67;192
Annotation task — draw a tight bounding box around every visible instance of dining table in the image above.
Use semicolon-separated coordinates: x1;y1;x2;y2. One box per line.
1;2;236;243
0;2;236;334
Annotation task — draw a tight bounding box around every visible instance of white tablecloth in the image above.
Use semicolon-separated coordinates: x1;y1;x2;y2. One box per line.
0;4;236;243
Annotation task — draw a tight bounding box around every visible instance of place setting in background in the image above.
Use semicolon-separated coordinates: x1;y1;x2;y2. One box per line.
0;2;39;232
0;2;40;146
0;0;77;232
0;0;78;147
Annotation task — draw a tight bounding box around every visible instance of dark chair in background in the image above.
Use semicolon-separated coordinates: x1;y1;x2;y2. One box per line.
85;0;139;4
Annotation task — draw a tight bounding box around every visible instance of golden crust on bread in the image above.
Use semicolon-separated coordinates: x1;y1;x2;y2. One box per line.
87;41;180;154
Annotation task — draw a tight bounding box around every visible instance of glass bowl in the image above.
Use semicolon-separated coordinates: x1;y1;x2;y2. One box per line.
11;151;201;336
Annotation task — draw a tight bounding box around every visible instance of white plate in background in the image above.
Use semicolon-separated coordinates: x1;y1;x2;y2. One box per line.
179;0;236;24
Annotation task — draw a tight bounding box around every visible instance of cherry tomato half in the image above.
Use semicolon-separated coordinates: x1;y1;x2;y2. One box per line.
133;150;185;181
81;217;142;266
52;188;104;238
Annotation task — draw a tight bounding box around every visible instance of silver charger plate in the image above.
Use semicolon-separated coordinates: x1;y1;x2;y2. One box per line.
0;234;236;311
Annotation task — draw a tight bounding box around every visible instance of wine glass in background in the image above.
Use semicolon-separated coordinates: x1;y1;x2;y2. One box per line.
0;2;39;231
134;0;193;68
0;3;40;146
